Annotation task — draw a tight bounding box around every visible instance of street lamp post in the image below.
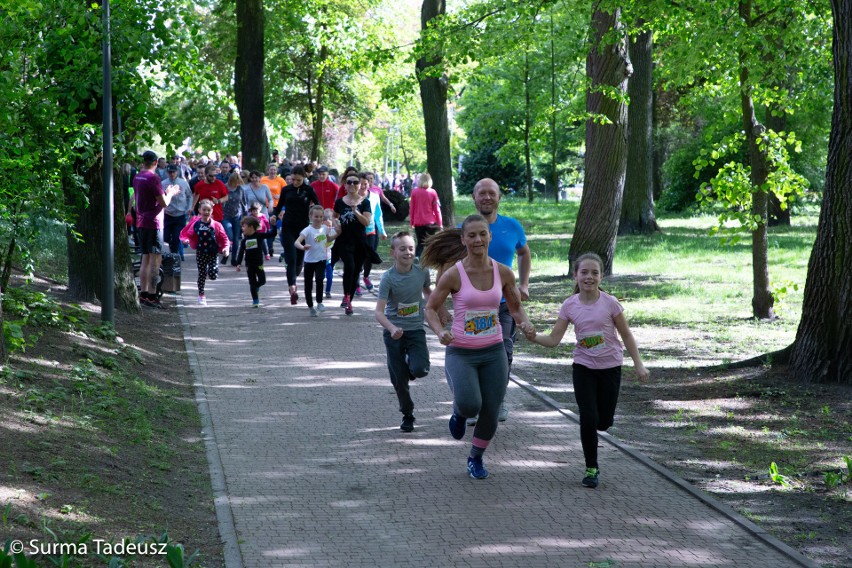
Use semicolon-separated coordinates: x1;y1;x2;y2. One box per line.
101;0;114;323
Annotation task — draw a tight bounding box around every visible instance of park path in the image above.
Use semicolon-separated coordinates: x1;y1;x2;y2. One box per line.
175;250;813;568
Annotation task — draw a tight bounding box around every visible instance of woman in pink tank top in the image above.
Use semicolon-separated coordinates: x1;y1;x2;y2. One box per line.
425;214;533;479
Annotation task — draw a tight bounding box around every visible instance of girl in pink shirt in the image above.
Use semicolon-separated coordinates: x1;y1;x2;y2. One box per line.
409;172;443;258
425;214;533;480
525;252;649;489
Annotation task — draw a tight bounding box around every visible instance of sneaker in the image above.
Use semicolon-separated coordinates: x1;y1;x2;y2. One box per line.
264;254;271;261
290;289;298;305
325;291;332;299
197;295;207;306
341;295;350;308
354;286;362;297
317;303;327;312
448;413;466;440
309;307;318;317
467;456;489;479
279;253;285;263
582;467;599;488
466;416;478;427
139;295;154;307
498;402;509;422
400;415;415;432
252;299;260;308
345;304;353;316
363;277;373;290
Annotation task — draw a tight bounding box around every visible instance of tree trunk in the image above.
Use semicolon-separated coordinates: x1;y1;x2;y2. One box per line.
569;4;632;275
66;158;139;312
235;0;267;172
309;44;328;162
766;106;791;226
417;0;455;226
619;26;659;235
651;86;665;202
789;0;852;385
739;2;775;320
524;51;534;203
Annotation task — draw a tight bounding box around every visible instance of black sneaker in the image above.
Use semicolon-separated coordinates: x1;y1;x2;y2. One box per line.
582;467;599;488
448;413;466;440
400;415;415;432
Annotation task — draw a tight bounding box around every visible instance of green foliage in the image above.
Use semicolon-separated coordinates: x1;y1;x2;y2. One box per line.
694;129;807;244
456;143;526;195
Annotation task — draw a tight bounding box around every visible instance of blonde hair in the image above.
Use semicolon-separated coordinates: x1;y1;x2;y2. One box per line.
227;171;243;189
418;173;432;188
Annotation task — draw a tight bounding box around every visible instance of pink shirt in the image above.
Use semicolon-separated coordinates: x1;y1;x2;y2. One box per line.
557;291;625;369
450;260;504;349
409;187;442;227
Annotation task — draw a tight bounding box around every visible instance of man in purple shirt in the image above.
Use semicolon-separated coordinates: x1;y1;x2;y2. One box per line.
135;150;180;308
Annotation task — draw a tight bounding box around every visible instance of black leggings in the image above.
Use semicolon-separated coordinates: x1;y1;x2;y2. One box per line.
303;260;326;307
363;233;379;279
338;245;365;298
572;363;622;469
246;264;266;301
196;251;218;295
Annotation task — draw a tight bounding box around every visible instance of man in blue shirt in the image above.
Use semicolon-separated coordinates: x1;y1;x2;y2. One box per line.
472;178;531;422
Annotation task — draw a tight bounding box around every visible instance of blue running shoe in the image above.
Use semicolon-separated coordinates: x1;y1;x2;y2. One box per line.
448;413;466;440
467;456;489;479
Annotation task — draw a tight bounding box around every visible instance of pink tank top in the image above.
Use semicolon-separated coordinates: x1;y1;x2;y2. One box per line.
450;260;504;349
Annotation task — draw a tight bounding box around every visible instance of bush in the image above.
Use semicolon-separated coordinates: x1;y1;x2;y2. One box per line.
457;143;526;195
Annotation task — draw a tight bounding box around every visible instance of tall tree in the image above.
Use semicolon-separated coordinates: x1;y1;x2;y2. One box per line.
788;0;852;385
235;0;267;170
417;0;455;225
569;3;632;275
619;24;659;234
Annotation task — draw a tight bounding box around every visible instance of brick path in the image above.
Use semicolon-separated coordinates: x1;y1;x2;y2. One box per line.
176;252;813;568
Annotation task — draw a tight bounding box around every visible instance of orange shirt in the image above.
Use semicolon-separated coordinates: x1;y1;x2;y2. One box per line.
260;175;287;206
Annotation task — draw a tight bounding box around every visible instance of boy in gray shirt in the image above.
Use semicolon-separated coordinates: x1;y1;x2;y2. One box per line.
375;232;437;432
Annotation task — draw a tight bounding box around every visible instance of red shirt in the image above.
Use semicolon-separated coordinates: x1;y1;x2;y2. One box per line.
312;179;341;211
193;180;229;221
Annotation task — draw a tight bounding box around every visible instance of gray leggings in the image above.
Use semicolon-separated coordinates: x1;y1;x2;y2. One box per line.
445;343;508;442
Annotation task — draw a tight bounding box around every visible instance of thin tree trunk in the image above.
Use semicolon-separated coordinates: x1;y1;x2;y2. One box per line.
789;0;852;385
417;0;455;226
569;4;632;275
310;44;328;162
620;26;659;235
739;1;774;319
550;8;559;203
0;237;15;292
235;0;266;171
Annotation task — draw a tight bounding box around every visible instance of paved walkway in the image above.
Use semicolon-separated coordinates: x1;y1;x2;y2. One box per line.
175;251;813;568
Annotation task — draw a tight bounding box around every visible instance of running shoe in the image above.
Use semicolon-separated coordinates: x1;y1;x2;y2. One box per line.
354;286;362;297
317;303;327;312
197;295;207;306
325;291;332;299
279;253;285;263
448;413;466;440
309;307;318;317
340;295;350;308
467;456;489;479
264;254;271;261
582;467;599;488
139;295;154;307
290;289;298;305
400;415;415;432
345;303;353;316
252;300;260;308
498;402;509;422
363;277;373;290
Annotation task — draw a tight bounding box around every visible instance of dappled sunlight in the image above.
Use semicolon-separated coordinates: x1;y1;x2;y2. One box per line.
261;547;316;559
654;399;754;412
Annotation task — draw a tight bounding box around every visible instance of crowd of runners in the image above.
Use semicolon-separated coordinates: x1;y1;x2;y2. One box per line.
130;149;650;487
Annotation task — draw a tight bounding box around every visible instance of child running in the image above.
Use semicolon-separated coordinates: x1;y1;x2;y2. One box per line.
246;201;271;258
180;199;230;306
235;216;276;307
374;232;438;432
524;252;649;489
295;205;339;316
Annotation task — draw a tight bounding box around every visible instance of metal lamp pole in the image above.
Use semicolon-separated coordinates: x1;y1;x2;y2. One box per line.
101;0;114;323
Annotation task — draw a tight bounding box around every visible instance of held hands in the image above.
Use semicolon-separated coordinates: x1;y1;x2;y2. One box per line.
518;321;536;340
438;330;454;346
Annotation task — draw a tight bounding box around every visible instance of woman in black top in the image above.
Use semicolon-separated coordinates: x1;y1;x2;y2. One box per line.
272;165;320;304
332;171;372;315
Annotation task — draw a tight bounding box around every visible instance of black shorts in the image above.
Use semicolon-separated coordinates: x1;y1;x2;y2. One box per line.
138;227;163;255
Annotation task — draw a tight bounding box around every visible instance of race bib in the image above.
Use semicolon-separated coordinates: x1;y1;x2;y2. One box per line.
246;238;259;250
463;310;499;336
577;332;606;350
396;302;420;318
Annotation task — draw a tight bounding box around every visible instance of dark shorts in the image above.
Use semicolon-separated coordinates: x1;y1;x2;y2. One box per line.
138;227;163;255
